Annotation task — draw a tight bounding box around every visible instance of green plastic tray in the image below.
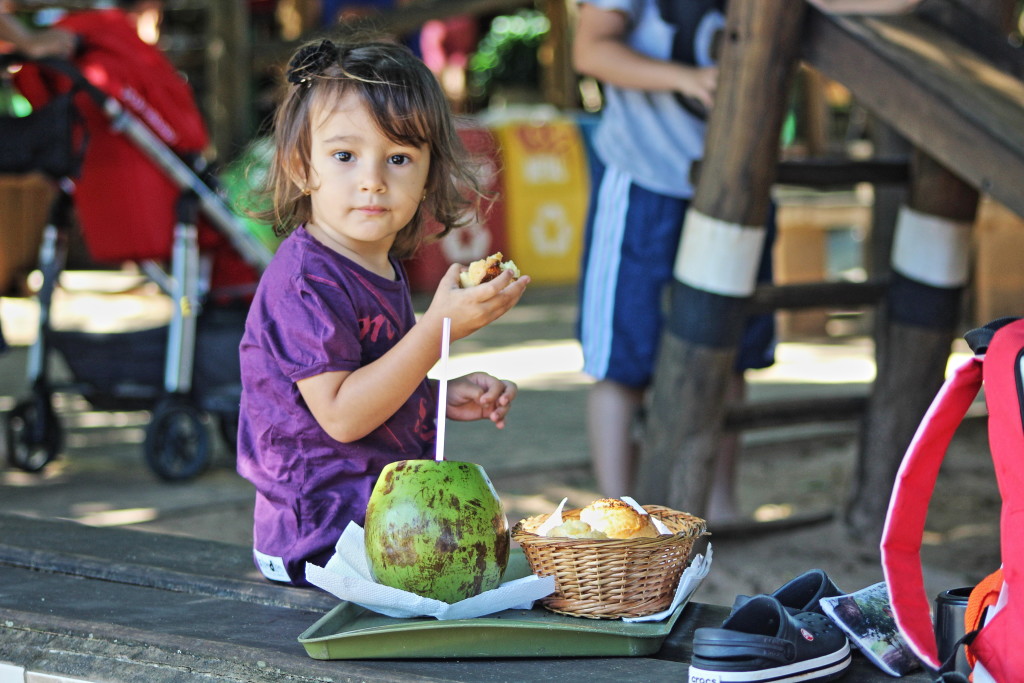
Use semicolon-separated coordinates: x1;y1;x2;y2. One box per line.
298;550;691;660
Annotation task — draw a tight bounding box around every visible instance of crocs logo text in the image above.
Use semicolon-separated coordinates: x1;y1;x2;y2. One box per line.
689;677;721;683
800;627;815;641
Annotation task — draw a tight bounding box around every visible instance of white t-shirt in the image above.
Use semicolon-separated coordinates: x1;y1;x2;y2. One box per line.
586;0;724;198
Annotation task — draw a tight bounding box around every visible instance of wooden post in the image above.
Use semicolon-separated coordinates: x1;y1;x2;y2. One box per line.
846;152;979;540
207;1;252;162
540;0;579;110
844;0;1012;542
865;121;911;283
636;0;806;515
799;66;830;157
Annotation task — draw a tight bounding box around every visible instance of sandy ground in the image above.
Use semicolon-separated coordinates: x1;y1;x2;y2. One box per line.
0;281;1001;608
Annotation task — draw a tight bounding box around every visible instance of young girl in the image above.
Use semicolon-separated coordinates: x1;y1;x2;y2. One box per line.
237;38;530;585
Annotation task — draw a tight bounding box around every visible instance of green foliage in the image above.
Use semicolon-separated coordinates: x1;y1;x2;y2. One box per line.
0;89;33;117
855;595;898;647
468;9;550;102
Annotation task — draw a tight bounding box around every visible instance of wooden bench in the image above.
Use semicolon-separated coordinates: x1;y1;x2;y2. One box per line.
0;515;930;681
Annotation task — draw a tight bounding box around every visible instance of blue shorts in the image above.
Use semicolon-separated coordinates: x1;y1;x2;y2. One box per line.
578;162;775;388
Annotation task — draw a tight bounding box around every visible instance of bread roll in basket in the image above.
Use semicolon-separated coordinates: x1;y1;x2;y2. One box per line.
511;504;707;619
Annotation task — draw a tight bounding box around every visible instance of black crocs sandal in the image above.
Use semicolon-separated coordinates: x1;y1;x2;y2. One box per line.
732;568;843;615
689;594;852;683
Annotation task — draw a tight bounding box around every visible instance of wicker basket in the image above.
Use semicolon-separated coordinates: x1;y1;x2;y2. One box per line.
511;504;707;619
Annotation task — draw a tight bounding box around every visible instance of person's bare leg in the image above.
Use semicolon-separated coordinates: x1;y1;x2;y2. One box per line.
587;379;644;498
706;373;745;523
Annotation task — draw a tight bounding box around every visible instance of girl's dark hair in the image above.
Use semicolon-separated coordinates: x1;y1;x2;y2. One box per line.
251;38;482;259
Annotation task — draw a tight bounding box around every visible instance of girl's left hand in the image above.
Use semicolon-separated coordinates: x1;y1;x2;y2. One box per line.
445;372;518;428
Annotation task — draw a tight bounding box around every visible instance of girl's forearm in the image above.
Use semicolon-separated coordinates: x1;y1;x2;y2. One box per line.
313;268;526;442
314;316;444;442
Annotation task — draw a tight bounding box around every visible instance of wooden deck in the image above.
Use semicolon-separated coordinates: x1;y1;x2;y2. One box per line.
0;515;929;682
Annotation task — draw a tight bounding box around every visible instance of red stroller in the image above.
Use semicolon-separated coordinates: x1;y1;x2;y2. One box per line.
1;9;273;480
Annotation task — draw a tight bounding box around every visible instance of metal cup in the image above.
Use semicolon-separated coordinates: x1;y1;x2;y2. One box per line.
934;586;974;675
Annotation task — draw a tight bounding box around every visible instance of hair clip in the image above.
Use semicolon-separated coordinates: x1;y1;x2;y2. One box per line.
287;39;337;86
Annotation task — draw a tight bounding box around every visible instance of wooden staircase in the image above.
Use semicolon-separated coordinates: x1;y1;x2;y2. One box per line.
639;0;1022;541
803;3;1024;218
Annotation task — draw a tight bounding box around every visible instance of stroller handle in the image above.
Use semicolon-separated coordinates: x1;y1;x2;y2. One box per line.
2;52;115;111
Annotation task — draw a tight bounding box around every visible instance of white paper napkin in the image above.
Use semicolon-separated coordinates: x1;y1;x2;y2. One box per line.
620;495;672;534
535;496;568;535
305;522;556;620
622;544;713;622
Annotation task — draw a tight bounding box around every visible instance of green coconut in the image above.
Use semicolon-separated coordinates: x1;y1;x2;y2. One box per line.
364;459;510;603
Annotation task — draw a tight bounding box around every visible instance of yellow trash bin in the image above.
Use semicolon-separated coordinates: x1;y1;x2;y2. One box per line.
491;118;590;285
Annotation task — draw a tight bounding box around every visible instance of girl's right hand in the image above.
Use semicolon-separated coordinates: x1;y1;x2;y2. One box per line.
424;263;530;340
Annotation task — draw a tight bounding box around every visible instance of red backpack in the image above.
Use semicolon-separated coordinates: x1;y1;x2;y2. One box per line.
881;317;1024;681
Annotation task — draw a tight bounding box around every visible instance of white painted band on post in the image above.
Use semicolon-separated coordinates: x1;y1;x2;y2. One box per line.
891;205;971;288
673;209;766;297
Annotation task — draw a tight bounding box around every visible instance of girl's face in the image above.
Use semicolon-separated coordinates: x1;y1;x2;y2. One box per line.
303;90;430;273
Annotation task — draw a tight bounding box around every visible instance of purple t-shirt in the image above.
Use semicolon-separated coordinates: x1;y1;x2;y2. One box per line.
237;226;436;584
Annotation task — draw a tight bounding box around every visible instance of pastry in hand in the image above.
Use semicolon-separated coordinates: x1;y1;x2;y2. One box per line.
579;498;660;539
458;252;521;288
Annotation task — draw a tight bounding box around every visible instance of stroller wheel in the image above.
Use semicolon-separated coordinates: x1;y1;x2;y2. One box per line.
4;398;63;473
145;397;210;481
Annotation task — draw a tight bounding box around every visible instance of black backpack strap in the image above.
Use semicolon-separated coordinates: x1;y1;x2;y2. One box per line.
927;629;979;682
964;317;1022;355
655;0;726;120
656;0;726;65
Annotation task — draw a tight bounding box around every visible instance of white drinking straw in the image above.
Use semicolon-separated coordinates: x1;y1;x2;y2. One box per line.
435;316;451;461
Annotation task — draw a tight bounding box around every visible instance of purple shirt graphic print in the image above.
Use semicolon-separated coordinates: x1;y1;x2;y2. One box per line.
237;226;435;583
